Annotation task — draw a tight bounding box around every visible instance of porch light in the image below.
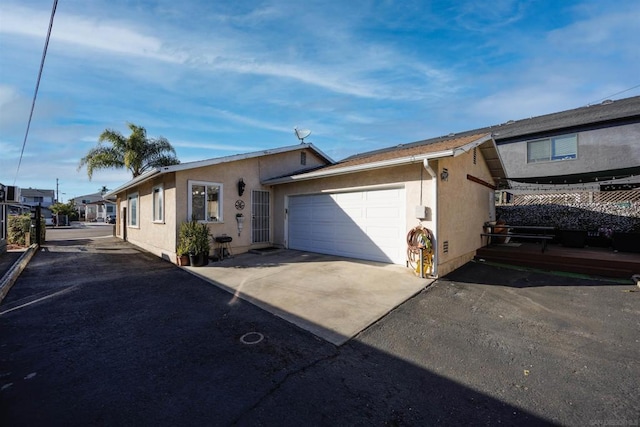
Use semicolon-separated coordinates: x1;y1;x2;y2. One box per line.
237;178;245;197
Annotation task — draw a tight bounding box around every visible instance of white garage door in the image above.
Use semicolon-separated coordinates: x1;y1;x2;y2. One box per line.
287;187;406;264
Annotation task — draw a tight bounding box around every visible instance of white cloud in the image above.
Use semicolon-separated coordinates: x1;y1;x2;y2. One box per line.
172;140;262;152
0;4;185;63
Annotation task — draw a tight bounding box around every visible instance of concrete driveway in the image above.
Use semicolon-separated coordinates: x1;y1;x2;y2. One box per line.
183;250;431;345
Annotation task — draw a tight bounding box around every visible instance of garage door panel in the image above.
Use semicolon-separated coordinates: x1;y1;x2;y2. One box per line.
288;188;406;264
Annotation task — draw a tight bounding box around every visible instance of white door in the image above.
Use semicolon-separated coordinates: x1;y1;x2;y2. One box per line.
287;187;406;264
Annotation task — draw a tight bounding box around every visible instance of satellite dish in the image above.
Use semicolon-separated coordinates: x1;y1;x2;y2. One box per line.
294;127;311;143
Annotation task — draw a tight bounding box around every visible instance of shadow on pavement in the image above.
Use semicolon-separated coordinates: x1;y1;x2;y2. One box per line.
446;260;630;287
0;237;553;425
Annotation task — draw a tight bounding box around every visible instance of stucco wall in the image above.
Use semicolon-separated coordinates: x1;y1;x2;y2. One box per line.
436;149;495;276
114;146;326;262
122;174;177;262
498;122;640;179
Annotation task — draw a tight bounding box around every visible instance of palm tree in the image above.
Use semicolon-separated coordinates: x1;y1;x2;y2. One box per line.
78;123;180;180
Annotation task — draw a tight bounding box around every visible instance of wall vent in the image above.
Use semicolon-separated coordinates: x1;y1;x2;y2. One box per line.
473;147;477;165
443;240;449;253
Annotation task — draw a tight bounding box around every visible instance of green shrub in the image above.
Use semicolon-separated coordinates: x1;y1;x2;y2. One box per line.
8;214;46;246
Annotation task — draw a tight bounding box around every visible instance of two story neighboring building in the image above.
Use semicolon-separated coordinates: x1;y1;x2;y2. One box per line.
479;96;639;190
21;188;55;208
20;188;56;224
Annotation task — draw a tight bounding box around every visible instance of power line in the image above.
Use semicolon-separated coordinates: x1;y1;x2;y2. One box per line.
586;83;640;106
14;0;59;185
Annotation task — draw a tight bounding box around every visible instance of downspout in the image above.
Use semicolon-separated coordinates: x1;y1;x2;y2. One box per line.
423;159;438;278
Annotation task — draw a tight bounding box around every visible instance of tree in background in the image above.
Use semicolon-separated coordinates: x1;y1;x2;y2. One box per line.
50;201;78;219
78;123;180;180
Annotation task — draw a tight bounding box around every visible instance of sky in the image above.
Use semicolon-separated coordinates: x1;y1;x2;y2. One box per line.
1;0;639;201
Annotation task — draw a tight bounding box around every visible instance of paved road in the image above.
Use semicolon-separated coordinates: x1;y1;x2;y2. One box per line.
1;228;638;426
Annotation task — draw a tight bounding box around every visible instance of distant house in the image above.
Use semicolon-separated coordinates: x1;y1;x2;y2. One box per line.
20;188;55;208
20;188;56;224
73;192;116;222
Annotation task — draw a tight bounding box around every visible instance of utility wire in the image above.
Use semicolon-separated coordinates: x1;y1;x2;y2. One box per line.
586;83;640;106
14;0;59;185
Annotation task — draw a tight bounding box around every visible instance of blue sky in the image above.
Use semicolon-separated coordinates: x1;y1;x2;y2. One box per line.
1;0;639;201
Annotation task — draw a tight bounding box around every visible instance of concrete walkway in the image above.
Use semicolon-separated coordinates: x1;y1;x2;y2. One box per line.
183;250;432;345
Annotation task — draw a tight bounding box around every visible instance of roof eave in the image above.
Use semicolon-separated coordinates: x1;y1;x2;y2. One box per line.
262;149;456;185
103;169;161;198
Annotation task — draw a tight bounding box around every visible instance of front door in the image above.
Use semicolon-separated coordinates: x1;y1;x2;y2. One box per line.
251;190;270;243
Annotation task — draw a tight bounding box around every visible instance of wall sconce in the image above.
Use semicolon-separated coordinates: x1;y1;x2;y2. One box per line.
237;178;245;197
440;168;449;181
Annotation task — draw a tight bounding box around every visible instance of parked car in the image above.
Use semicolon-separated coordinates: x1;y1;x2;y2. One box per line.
106;215;116;224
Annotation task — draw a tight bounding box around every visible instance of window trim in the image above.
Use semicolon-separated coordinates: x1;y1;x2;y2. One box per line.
152;184;164;223
127;192;139;228
526;133;578;163
187;180;224;223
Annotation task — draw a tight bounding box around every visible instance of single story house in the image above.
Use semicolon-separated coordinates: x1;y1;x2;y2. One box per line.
105;143;334;262
106;134;505;277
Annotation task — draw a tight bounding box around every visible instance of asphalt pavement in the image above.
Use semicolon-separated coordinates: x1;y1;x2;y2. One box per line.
1;227;638;426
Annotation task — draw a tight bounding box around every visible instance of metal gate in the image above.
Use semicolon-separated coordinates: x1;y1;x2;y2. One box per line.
251;190;270;243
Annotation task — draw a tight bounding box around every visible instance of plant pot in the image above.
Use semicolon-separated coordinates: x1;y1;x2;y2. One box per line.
176;254;190;266
561;230;587;248
189;252;208;267
612;232;640;253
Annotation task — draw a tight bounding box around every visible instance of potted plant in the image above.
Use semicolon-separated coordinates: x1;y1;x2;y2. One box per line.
178;220;211;267
176;241;190;266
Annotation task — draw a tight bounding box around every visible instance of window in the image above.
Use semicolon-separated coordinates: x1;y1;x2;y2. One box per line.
527;134;577;163
127;193;139;227
152;185;164;223
188;180;223;222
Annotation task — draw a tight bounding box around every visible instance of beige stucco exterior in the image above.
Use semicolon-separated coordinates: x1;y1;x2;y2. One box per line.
112;146;328;262
435;150;495;276
269;145;497;277
110;137;500;277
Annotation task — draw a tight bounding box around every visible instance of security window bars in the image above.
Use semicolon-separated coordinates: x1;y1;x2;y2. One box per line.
252;190;270;243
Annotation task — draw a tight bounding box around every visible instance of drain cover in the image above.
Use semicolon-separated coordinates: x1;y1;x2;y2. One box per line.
240;332;264;345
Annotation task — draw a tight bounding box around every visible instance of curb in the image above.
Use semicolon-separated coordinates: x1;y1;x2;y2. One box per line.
0;244;39;303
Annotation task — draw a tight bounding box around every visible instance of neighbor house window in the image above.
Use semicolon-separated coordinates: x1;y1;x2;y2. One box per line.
127;193;139;227
152;185;164;223
527;134;577;163
188;180;223;222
